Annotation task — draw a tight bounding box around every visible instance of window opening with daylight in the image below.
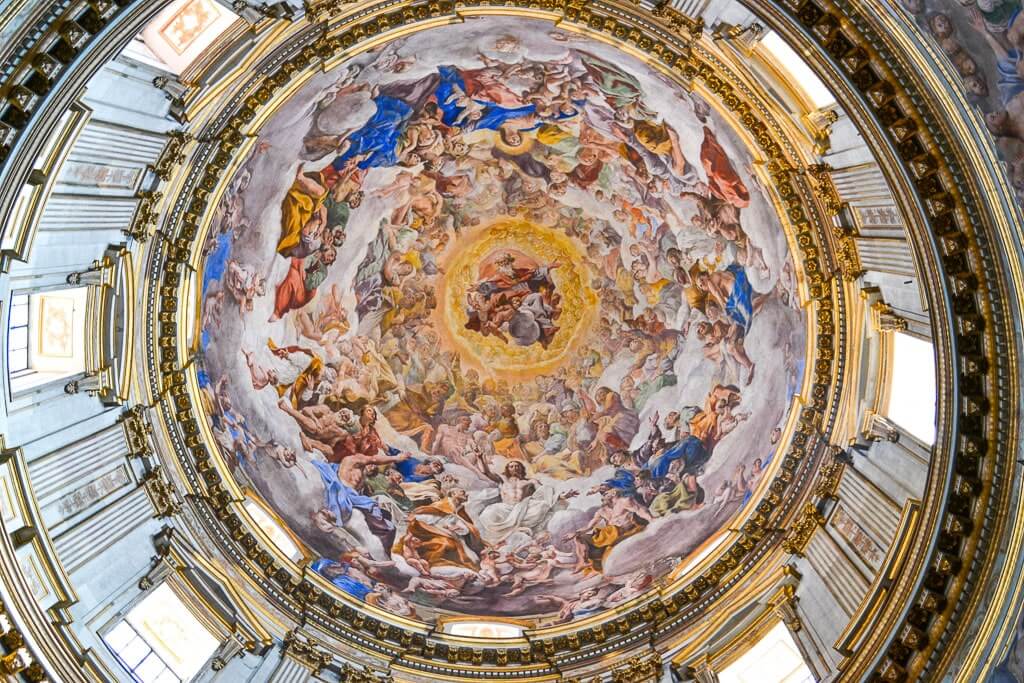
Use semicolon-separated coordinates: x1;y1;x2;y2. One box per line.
717;621;815;683
887;332;937;444
7;294;29;375
6;288;88;393
102;583;219;683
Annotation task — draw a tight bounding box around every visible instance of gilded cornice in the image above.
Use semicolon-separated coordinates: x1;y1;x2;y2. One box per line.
133;1;850;676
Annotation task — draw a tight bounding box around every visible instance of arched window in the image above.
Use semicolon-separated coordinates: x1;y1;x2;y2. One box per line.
444;621;525;639
6;288;87;393
758;31;836;109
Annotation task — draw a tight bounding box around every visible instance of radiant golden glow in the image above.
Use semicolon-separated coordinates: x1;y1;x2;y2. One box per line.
436;218;599;379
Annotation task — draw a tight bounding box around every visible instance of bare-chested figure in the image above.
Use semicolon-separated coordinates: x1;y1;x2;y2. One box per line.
243;348;279;390
566;489;652;574
538;586;605;623
473;460;576;546
279;398;357;456
224;259;266;312
266;441;298;468
431;415;475;459
504;547;560;596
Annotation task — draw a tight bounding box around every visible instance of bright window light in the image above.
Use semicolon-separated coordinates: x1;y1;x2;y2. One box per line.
140;0;239;75
760;31;837;109
445;621;525;638
888;332;937;444
7;293;30;375
718;622;814;683
105;583;219;681
244;498;302;561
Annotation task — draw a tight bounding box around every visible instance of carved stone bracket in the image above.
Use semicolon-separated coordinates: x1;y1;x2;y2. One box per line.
120;405;155;458
782;503;827;557
141;465;182;519
833;233;864;281
804;163;844;218
210;634;246;671
303;0;362;22
65;257;109;286
125;190;163;242
611;654;663;683
63;373;102;397
812;448;845;499
150;130;191;182
864;412;900;443
281;629;333;675
341;663;393;682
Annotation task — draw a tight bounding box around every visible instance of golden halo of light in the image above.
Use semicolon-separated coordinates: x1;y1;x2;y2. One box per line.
436;218;599;379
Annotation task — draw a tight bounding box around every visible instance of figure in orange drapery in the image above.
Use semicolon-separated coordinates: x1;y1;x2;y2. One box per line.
393;490;483;570
700;126;750;209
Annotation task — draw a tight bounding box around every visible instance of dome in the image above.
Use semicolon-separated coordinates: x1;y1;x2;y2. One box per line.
0;0;1022;681
194;18;806;624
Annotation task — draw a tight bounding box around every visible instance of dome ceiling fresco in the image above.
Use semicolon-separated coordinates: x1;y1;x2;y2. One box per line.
195;17;806;625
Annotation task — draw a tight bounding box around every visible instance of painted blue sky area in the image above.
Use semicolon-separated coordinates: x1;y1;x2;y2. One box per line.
201;233;233;349
203;233;232;294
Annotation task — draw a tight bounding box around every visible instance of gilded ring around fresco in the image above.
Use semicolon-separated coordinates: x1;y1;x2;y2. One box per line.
194;17;807;624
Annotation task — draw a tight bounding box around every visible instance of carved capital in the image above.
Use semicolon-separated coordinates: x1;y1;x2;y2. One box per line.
872;301;908;332
282;630;333;675
769;585;803;633
142;466;182;519
782;503;826;556
688;656;719;683
611;654;663;683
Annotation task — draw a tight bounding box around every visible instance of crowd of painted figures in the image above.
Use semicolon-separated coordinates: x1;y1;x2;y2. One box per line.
903;0;1024;200
197;29;802;620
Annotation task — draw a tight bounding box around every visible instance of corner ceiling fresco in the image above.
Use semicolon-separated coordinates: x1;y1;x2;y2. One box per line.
195;16;806;624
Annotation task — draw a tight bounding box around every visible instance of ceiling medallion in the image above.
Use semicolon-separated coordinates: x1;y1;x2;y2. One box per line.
439;218;599;377
144;2;845;667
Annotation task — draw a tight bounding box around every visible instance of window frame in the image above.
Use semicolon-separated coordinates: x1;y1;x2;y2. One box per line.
101;619;182;683
98;582;221;683
7;293;31;378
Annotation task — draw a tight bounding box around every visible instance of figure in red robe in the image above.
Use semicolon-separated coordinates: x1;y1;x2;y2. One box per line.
270;246;336;322
700;126;750;209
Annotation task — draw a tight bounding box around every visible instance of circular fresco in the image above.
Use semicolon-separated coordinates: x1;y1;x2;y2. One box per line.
195;17;806;625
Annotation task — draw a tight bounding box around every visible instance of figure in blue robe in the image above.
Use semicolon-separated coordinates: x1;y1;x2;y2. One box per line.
310;558;372;600
312;460;396;549
601;468;637;494
330;95;415;170
393;453;436;482
435;65;539;131
724;263;755;333
644;435;709;480
997;47;1024;106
